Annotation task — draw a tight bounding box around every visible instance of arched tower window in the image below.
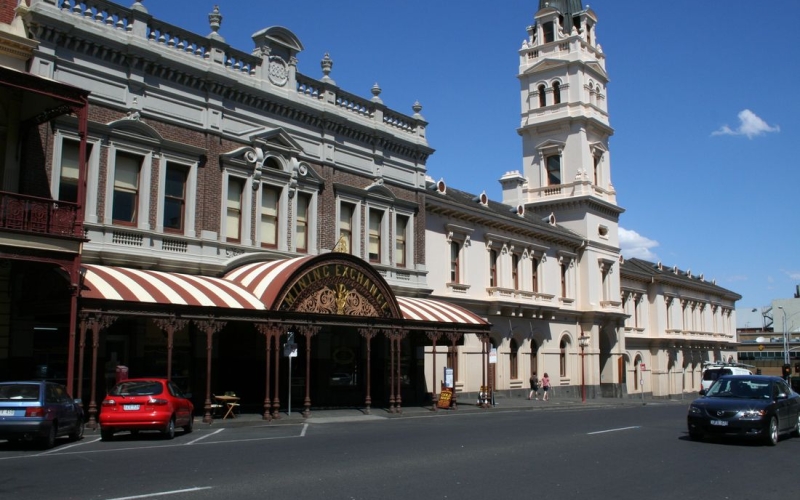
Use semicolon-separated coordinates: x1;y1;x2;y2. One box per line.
538;84;547;108
552;81;561;104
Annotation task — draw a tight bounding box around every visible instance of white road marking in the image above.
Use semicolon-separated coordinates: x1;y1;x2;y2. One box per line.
587;426;640;435
300;423;308;437
36;437;101;455
185;428;224;445
105;487;212;499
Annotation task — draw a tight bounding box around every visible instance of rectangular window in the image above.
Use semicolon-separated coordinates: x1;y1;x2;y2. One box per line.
226;177;243;242
546;155;561;186
260;185;280;248
112;152;142;225
512;254;519;290
560;262;568;298
59;139;82;203
543;21;555;43
532;257;539;293
163;164;187;232
368;209;382;262
395;215;408;268
296;193;311;253
489;249;498;288
450;242;460;284
339;202;354;253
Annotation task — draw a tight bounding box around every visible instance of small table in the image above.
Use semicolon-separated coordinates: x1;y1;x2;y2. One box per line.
214;395;240;419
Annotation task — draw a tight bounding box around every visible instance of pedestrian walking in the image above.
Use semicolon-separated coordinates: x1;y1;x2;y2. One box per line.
528;372;539;400
541;372;551;401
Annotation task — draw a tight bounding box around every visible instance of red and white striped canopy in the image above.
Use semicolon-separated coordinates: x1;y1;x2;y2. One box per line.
397;297;488;325
81;264;266;310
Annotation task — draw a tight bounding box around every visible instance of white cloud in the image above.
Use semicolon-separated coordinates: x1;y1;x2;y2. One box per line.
619;227;659;261
712;109;780;139
783;269;800;280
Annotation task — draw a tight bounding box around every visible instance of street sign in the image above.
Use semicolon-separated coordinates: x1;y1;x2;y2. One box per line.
489;348;497;364
640;363;646;371
284;343;298;357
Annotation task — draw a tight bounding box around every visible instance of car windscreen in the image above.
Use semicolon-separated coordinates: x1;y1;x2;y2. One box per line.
0;383;41;401
706;378;770;399
110;381;163;396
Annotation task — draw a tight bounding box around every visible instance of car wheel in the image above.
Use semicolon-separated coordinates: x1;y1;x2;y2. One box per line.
100;429;114;441
163;417;176;440
40;424;56;450
792;413;800;438
689;430;703;442
764;417;779;446
182;415;194;434
68;420;84;441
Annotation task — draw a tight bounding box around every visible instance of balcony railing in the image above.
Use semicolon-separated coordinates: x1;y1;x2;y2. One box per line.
0;191;81;238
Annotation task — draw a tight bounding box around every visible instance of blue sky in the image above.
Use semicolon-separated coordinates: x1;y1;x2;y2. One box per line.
146;1;799;316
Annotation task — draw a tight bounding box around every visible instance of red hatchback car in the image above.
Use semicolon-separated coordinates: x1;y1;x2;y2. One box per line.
99;378;193;441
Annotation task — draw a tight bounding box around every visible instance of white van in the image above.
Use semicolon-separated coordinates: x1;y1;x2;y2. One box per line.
700;364;753;392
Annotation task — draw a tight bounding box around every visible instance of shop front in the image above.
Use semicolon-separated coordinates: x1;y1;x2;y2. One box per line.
75;252;490;426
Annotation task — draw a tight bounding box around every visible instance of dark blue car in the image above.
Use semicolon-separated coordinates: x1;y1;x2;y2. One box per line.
687;375;800;446
0;381;84;448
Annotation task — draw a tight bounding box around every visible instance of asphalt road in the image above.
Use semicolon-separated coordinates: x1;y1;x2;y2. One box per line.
1;403;798;500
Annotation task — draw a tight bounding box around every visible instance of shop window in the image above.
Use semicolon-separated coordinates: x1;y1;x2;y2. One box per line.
112;152;142;225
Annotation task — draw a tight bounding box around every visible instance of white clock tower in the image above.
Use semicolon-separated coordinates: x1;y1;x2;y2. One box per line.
500;0;624;312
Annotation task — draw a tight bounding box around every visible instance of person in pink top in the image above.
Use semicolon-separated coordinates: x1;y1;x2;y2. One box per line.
541;373;551;401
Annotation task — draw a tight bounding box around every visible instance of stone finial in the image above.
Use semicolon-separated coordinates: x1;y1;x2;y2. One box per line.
131;1;147;13
412;101;423;119
208;5;223;39
371;83;382;103
321;53;333;82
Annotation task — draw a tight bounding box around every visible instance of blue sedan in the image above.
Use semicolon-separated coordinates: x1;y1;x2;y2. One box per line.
0;381;84;448
687;375;800;446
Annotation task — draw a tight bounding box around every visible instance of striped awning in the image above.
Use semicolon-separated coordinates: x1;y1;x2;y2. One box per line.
81;264;266;310
222;255;313;308
397;297;488;325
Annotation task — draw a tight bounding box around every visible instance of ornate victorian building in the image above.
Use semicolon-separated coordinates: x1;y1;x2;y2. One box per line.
0;0;740;418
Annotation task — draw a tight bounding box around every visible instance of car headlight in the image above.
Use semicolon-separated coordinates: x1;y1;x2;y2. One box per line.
688;405;702;415
739;409;766;420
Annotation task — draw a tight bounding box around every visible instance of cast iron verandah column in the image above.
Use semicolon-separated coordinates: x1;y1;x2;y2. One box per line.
153;316;188;382
256;322;283;421
76;313;88;403
87;313;117;430
296;325;320;418
425;330;442;411
446;330;463;410
358;327;379;414
194;318;226;424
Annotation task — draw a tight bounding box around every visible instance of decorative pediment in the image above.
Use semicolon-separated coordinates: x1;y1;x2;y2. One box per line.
250;128;305;156
107;118;163;142
524;58;568;74
585;61;609;80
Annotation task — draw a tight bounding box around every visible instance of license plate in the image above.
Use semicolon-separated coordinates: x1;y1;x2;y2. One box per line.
0;409;13;416
123;404;140;411
710;419;728;426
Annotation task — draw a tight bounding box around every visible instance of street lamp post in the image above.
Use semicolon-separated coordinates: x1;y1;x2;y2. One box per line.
778;307;790;378
578;333;590;403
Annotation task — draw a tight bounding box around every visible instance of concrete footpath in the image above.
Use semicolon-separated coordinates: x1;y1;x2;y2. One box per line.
201;393;694;428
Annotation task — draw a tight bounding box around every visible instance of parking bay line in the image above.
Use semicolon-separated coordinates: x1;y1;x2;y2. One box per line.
185;428;224;445
105;486;212;500
587;426;640;435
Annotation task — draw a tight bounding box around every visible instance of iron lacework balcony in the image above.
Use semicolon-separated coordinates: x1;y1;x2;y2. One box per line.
0;191;82;238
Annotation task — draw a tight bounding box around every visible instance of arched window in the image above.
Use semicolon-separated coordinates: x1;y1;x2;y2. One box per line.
559;337;568;377
509;339;519;379
634;356;642;391
538;84;547;108
552;81;561;104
